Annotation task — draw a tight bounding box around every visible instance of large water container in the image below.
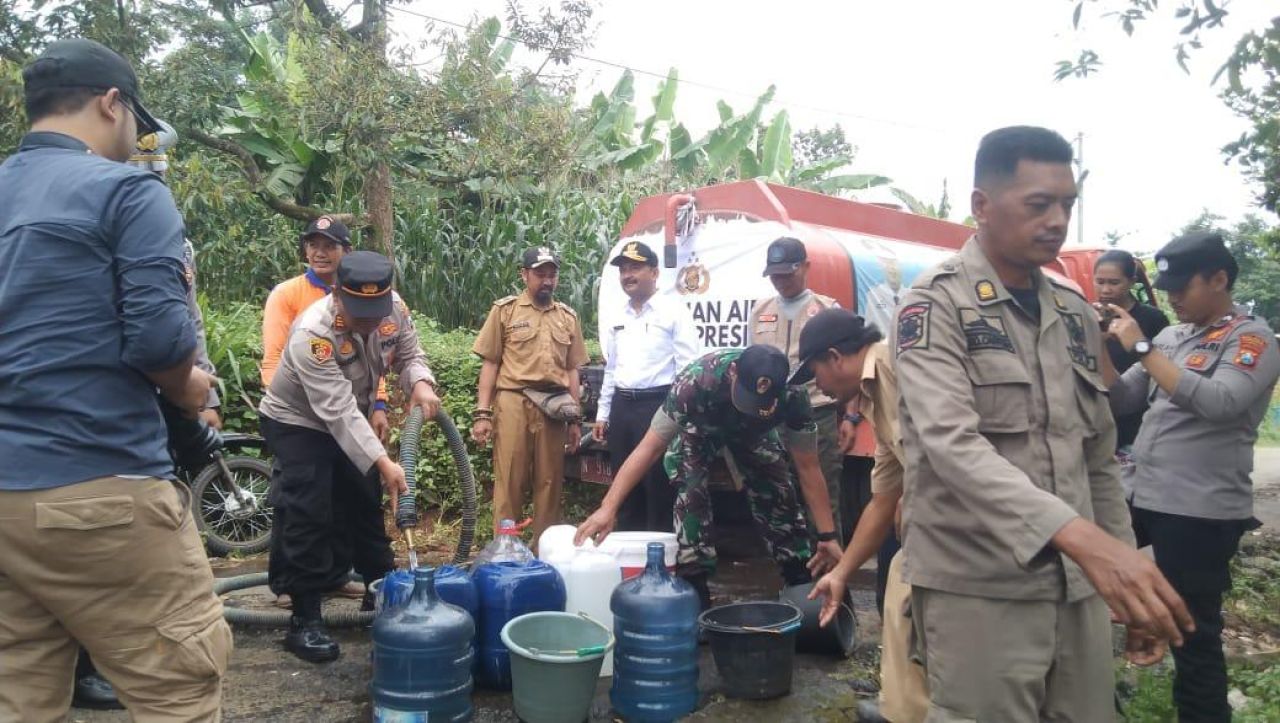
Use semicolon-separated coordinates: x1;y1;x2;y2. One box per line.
610;542;700;721
473;559;566;690
370;567;475;722
473;519;535;567
546;544;622;677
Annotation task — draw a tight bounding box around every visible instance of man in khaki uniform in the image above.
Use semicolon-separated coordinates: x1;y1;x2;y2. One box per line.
259;251;439;662
893;126;1191;720
750;236;845;543
797;309;926;723
472;247;588;544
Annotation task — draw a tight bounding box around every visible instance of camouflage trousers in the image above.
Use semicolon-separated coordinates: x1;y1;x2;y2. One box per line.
664;428;812;578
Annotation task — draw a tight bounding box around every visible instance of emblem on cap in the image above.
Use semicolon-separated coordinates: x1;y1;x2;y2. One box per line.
756;376;772;395
1156;258;1169;272
758;398;778;418
624;242;641;258
976;281;996;302
137;133;160;152
316;216;332;230
362;283;379;294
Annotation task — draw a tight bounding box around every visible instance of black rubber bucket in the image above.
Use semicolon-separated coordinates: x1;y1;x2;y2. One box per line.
698;601;802;700
778;582;857;657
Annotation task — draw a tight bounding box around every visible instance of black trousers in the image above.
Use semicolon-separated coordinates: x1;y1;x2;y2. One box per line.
609;388;675;533
1131;506;1252;723
262;416;393;599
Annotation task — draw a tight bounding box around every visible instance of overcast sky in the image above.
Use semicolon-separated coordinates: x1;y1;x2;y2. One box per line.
391;0;1277;253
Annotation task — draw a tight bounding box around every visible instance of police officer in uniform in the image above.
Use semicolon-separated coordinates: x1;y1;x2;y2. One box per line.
259;251;440;662
593;241;699;532
1104;231;1280;721
750;236;846;543
472;247;588;545
576;345;843;609
893;126;1190;719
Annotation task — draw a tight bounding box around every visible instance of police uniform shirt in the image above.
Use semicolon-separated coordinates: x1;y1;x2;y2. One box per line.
472;291;588;389
596;294;700;422
1112;307;1280;520
259;294;434;473
893;237;1133;602
750;289;840;409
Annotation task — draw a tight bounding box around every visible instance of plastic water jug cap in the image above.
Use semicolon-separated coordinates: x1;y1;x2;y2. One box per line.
497;518;532;535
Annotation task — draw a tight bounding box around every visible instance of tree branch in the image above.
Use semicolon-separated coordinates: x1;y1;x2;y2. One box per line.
187;128;358;224
302;0;342;31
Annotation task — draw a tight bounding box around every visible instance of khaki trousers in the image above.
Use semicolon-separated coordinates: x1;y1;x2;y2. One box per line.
880;551;928;723
493;390;567;546
0;476;231;722
911;586;1115;722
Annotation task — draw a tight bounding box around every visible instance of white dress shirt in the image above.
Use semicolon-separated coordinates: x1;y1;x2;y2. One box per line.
597;294;701;422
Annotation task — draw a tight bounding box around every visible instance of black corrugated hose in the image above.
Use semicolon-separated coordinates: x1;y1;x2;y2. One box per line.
216;407;478;627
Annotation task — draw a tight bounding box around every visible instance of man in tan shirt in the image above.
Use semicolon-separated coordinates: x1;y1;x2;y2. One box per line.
796;308;926;723
750;236;844;543
472;247;588;543
892;126;1189;719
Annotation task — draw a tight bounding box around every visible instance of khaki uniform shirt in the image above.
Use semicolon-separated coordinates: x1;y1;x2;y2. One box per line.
750;290;840;409
1112;307;1280;520
473;292;588;390
894;238;1133;603
859;341;905;496
259;294;434;473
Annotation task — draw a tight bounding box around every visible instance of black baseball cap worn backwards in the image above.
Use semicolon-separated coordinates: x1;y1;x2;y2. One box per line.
1153;231;1236;292
337;251;394;320
23;38;161;136
610;241;659;267
763;237;807;276
790;308;876;385
732;345;791;421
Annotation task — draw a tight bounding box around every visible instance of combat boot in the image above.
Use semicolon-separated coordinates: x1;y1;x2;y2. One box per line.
683;573;713;611
285;595;340;663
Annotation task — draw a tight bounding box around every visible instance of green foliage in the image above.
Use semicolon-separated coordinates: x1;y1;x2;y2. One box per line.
1057;2;1280;213
1116;664;1177;722
1233;663;1280;722
198;299;264;434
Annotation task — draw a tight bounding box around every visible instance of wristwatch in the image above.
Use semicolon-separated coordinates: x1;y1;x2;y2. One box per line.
1133;338;1153;357
815;530;839;542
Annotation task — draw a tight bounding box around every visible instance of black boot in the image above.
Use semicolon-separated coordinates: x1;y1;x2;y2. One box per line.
780;557;813;587
72;651;123;711
284;595;340;663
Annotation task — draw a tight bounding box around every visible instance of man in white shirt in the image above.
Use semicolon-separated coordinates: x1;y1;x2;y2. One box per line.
862;255;903;334
593;241;700;531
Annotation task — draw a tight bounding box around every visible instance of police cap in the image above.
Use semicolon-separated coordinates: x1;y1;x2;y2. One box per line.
1153;231;1237;292
337;251;394;319
762;237;807;277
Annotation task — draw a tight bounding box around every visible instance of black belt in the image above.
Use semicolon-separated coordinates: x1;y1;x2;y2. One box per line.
615;385;671;400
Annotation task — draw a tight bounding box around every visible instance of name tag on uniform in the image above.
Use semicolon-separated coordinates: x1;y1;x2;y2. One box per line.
757;314;778;323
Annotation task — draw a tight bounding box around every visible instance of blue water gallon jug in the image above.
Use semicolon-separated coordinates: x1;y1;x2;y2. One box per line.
371;567;475;722
473;560;566;690
610;542;700;721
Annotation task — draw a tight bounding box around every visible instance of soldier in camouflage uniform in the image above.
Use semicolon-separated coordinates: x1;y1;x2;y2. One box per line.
577;345;843;608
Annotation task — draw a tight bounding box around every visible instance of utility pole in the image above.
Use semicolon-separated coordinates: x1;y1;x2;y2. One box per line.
1074;132;1087;246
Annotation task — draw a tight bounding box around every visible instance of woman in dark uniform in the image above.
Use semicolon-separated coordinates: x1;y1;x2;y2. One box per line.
1093;249;1170;452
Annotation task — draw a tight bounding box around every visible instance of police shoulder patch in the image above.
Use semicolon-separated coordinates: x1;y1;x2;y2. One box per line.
1234;333;1267;369
309;338;334;363
897;302;932;354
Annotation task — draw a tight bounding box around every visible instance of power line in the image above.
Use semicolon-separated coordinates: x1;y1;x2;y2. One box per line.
385;4;956;135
